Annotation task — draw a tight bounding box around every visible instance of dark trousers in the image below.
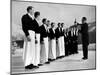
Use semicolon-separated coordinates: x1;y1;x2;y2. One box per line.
75;42;78;53
65;43;69;56
82;45;88;58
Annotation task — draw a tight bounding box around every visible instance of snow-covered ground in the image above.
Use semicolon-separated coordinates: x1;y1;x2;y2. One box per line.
11;43;96;74
11;51;96;74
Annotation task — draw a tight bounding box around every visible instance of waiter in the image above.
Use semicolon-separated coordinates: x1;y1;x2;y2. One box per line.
73;19;78;54
55;23;62;58
80;17;89;60
76;27;79;53
68;28;72;55
49;22;56;61
65;29;69;56
60;23;65;56
74;27;78;54
40;18;50;64
33;11;41;67
46;20;53;61
21;6;38;69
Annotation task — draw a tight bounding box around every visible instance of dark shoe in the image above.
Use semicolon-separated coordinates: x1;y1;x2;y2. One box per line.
58;56;62;59
25;65;33;69
56;57;60;59
25;65;30;69
59;56;64;59
48;59;52;61
34;65;39;68
82;57;88;60
62;56;65;58
48;59;55;61
38;64;43;66
30;64;34;67
30;64;39;69
45;61;50;64
51;59;55;61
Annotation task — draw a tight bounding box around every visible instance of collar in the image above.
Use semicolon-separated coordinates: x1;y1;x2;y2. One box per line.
28;13;34;19
35;18;39;24
43;24;47;29
61;27;64;30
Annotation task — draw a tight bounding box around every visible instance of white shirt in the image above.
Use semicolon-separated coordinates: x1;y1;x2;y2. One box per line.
35;18;41;26
28;13;34;20
61;28;64;31
43;24;47;31
58;27;61;32
71;30;73;36
52;28;55;33
47;27;50;33
74;30;75;35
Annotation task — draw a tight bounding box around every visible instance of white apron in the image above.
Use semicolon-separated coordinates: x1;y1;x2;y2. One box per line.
35;33;40;66
61;36;65;56
43;37;49;62
48;38;52;59
23;30;35;66
40;37;49;63
56;37;62;57
50;39;56;59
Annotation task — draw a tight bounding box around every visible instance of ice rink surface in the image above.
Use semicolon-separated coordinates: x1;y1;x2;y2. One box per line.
11;49;96;74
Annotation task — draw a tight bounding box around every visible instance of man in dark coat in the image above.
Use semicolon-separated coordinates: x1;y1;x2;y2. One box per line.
40;18;50;64
80;17;89;60
68;28;72;55
55;23;62;58
21;6;39;69
64;29;69;56
60;23;65;56
73;27;78;54
33;11;41;67
49;22;56;60
74;27;79;54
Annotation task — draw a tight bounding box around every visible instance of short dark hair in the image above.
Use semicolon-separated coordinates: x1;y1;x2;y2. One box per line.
42;18;47;23
82;17;87;21
58;23;60;25
47;20;50;23
61;23;64;25
34;11;40;18
51;22;54;26
27;6;33;12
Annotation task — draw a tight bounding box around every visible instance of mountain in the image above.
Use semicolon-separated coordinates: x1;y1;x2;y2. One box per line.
11;23;25;41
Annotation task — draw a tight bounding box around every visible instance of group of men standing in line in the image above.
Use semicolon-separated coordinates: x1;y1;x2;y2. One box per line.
64;25;79;56
21;6;89;70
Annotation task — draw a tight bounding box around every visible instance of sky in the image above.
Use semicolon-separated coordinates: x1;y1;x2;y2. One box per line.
12;1;96;28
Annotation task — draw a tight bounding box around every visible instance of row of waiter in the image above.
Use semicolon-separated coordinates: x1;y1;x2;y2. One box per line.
21;6;78;70
65;26;79;56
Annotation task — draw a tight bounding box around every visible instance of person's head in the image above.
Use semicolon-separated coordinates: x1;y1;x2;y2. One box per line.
34;11;40;20
58;23;61;27
61;23;64;28
73;27;76;30
51;22;55;28
82;17;87;24
42;18;47;24
46;20;50;27
27;6;34;15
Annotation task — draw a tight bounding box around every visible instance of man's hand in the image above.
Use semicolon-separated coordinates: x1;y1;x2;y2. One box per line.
35;40;38;44
27;36;31;41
